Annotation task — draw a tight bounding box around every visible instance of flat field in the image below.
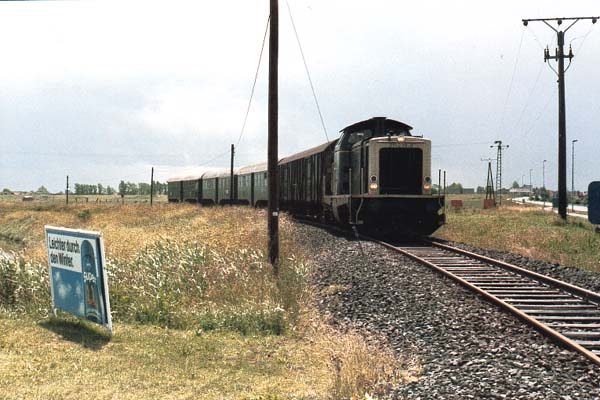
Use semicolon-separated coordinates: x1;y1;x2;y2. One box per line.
0;202;406;399
434;205;600;272
0;193;167;204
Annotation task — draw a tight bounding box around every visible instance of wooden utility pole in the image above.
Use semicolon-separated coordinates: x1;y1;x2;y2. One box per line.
150;167;154;207
268;0;279;271
230;144;235;206
522;16;598;219
66;175;69;205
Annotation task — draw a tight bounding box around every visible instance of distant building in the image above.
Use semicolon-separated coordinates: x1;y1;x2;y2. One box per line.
509;185;533;195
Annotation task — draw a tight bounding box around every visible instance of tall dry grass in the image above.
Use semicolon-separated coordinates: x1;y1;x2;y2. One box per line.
0;202;412;397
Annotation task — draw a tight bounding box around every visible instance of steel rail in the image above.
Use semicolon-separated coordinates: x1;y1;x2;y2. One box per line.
429;240;600;306
370;238;600;366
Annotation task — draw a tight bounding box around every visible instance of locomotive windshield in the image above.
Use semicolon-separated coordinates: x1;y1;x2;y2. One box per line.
385;127;411;136
336;117;413;151
346;129;373;146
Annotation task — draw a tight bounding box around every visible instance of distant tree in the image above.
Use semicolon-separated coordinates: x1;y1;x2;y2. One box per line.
476;186;485;194
106;186;116;195
155;181;167;195
512;181;520;189
36;186;50;194
138;182;151;195
447;182;463;193
126;182;138;195
2;188;12;195
119;181;127;196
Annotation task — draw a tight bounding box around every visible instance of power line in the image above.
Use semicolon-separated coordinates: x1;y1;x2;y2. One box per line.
498;28;525;136
511;60;544;132
236;15;271;147
521;89;555;138
571;22;597;59
285;0;329;141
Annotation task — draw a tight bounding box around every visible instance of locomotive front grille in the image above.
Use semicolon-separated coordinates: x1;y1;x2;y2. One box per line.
379;148;423;194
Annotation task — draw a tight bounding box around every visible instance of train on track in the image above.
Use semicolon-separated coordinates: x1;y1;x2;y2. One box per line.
167;117;445;235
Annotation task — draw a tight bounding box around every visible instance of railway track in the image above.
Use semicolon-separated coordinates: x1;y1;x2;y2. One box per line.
373;238;600;366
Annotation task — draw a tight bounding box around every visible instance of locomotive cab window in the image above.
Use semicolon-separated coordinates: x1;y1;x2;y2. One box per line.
336;129;373;151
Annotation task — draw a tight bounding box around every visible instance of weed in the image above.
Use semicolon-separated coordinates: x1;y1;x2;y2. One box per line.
77;208;92;221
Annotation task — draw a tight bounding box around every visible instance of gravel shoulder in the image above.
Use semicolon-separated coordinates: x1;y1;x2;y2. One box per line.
292;223;600;399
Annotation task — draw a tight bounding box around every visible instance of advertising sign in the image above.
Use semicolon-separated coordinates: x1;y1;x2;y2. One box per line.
589;182;600;225
45;226;112;333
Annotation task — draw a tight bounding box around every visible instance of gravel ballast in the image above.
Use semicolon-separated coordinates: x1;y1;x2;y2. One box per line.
292;223;600;399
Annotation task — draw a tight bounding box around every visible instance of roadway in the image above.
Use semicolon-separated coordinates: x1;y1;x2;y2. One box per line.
510;197;589;220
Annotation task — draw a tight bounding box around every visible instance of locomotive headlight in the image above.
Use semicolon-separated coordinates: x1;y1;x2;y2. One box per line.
370;175;378;190
397;136;406;142
424;176;431;190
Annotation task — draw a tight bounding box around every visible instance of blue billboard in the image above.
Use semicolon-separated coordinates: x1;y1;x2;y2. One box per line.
45;226;112;333
589;182;600;225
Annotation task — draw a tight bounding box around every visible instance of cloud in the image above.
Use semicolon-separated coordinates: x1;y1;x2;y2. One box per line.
57;281;72;301
1;1;599;191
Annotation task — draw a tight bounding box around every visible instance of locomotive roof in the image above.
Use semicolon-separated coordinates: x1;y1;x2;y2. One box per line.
279;139;338;165
237;162;267;175
340;117;413;133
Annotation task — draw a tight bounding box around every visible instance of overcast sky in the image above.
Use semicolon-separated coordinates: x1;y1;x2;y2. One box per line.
1;0;598;192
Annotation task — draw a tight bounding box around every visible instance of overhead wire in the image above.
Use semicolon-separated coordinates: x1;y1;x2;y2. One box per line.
521;89;555;138
507;28;557;143
526;25;546;51
236;15;271;147
285;0;329;141
497;28;525;137
570;22;596;55
512;56;545;131
512;28;557;132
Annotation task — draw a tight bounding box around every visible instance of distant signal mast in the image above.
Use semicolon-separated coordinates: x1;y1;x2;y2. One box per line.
491;141;508;205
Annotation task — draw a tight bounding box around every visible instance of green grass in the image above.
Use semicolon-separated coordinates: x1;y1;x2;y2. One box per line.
0;317;333;400
434;205;600;272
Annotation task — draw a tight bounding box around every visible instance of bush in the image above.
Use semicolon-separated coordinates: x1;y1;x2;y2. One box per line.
0;255;50;316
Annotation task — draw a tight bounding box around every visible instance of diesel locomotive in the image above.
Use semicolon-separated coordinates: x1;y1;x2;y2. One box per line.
167;117;445;235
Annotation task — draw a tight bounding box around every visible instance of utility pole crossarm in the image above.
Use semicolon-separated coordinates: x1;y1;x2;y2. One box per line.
523;17;598;24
